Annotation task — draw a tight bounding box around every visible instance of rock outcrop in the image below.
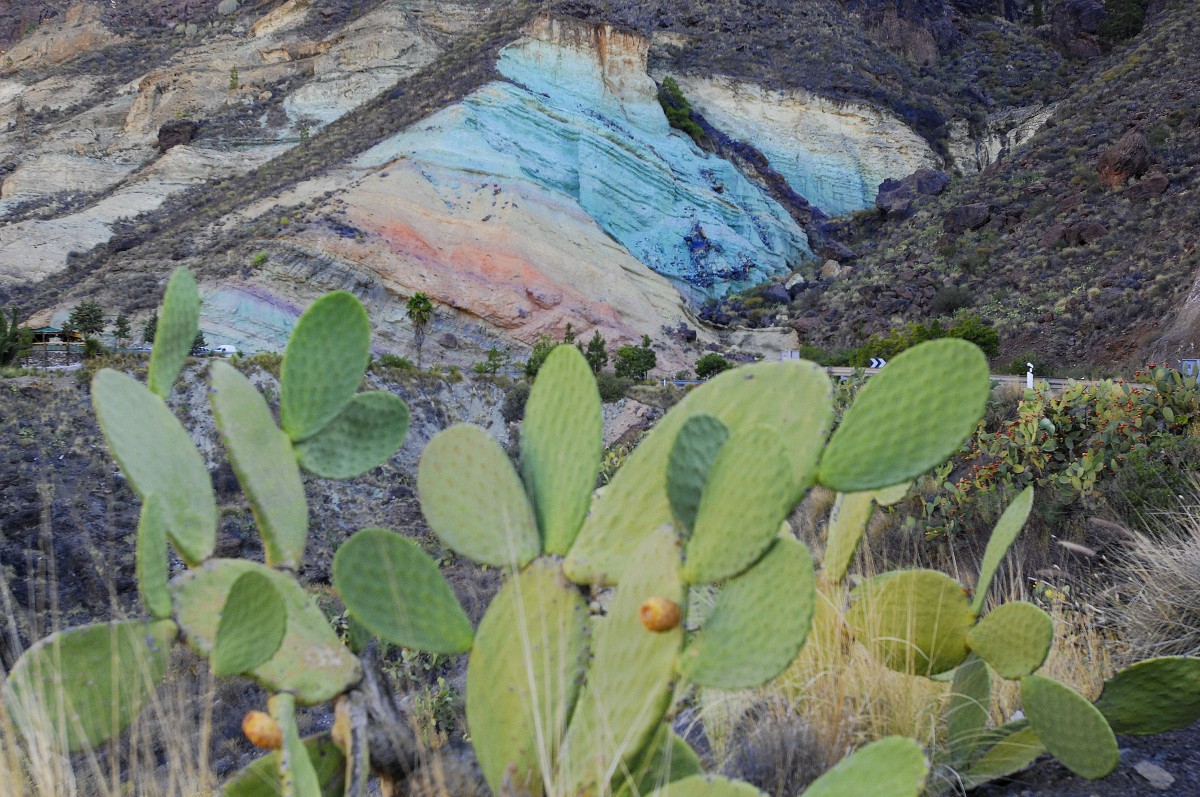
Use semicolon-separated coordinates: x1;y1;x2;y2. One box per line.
1097;129;1152;188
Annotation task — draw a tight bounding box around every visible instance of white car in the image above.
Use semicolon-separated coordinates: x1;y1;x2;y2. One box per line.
212;345;238;357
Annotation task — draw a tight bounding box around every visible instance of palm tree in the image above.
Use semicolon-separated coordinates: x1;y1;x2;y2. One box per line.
405;292;434;368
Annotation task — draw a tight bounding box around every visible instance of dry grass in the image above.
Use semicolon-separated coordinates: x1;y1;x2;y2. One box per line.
1116;503;1200;660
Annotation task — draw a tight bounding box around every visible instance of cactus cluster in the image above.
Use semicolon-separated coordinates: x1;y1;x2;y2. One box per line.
4;268;1199;797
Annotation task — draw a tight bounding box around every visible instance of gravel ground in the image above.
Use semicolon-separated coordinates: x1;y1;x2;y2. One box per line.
975;721;1200;796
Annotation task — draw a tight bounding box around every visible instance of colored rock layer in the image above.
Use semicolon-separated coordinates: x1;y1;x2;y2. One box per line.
359;15;813;300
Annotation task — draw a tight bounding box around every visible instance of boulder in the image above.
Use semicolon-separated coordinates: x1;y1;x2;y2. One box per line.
820;240;859;262
1098;129;1152;188
1125;172;1170;201
875;168;951;220
760;284;792;305
943;203;991;233
819;260;842;279
217;0;239;14
1039;223;1067;248
1065;220;1108;245
157;119;199;153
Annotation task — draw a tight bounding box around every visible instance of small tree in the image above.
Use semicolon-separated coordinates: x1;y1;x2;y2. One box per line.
143;313;158;344
474;347;507;375
614;335;657;381
0;306;32;366
68;300;106;337
524;334;556;379
192;331;207;354
584;331;608;375
405;293;434;369
695;352;732;380
112;314;132;349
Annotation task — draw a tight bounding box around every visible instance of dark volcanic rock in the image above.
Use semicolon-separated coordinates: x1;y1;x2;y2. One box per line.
1065;220;1108;245
1051;0;1107;59
820;240;859;262
759;284;792;305
157;119;200;152
943;203;992;233
1098;129;1153;188
875;168;951;220
1125;172;1170;201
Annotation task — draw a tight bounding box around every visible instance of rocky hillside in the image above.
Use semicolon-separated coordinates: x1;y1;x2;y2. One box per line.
0;0;1178;374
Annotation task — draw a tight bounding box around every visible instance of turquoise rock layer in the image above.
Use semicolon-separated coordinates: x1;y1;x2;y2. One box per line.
356;20;812;299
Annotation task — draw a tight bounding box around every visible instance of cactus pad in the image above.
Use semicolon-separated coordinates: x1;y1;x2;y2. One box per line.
280;291;370;442
466;558;588;796
418;423;540;567
648;775;767;796
171;559;360;704
333;528;473;654
847;569;975;676
947;654;991;764
666;414;729;535
971;487;1034;614
210;361;308;569
818;339;989;492
683;426;794;584
1020;674;1118;779
520;345;602;554
959;722;1044;790
294;391;409;479
211;572;288;678
93;368;217;566
967;601;1053;679
2;619;176;752
565;362;832;585
617;726;702;797
1094;656;1200;735
801;736;929;797
270;692;322;797
563;528;684;795
222;733;346;797
823;491;874;583
147;267;200;398
136;495;172;619
681;538;815;688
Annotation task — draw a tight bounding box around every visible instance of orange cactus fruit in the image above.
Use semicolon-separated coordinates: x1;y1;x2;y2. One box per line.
639;596;682;632
243;710;283;749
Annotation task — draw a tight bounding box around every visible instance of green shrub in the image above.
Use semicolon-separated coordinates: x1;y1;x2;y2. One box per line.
657;76;706;145
595;371;633;403
696;353;733;379
614;337;657;380
501;381;531;423
374;353;416;371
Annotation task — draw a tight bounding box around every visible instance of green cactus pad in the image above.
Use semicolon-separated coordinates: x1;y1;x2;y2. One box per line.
147;267;200;398
520;345;602;555
2;619;176;752
971;487;1034;614
802;736;929;797
1020;675;1118;779
466;558;588;796
280;292;370;442
683;426;794;584
616;726;702;797
823;491;874;583
818;339;989;493
967;601;1053;679
333;528;473;654
847;569;975;676
1094;656;1200;735
171;560;360;704
271;693;322;797
418;423;540;567
211;572;288;678
947;654;991;764
680;538;814;688
93;368;217;566
136;495;171;620
563;528;685;795
666;414;729;535
647;775;767;797
222;733;346;797
295;391;409;479
959;722;1044;790
210;361;308;569
566;361;832;585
